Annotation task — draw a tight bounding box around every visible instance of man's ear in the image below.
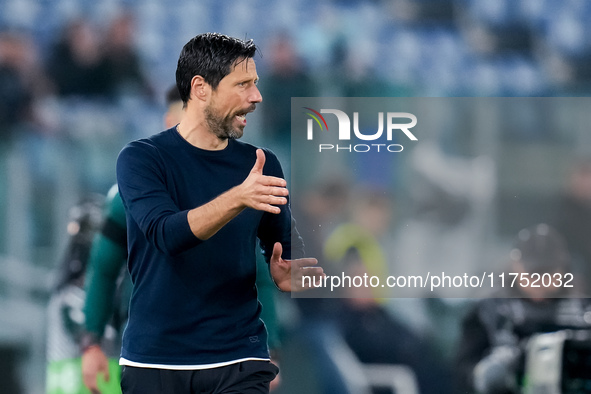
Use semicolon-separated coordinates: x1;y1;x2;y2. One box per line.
190;75;210;102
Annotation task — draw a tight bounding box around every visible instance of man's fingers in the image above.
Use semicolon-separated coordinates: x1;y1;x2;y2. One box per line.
102;366;110;382
297;267;325;281
299;267;324;278
294;258;319;269
82;374;97;391
260;175;287;188
293;258;324;291
266;196;287;206
272;242;283;260
244;152;287;213
264;185;289;196
255;184;288;198
293;266;326;291
257;204;283;214
250;149;266;174
255;193;288;214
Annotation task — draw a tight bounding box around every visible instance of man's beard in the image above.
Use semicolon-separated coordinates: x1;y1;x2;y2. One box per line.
204;104;244;140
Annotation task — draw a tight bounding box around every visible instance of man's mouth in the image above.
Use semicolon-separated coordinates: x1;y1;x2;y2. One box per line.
235;106;256;124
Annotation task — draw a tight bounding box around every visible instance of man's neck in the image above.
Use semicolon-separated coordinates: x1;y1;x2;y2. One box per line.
176;118;228;151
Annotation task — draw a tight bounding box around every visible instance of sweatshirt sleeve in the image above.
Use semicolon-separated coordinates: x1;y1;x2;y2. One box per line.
116;140;201;256
83;187;127;337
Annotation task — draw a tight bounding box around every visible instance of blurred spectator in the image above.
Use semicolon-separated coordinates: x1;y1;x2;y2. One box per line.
553;158;591;293
455;224;591;394
324;189;452;394
0;29;53;257
259;32;317;146
46;194;110;394
0;30;50;143
46;18;112;98
0;344;23;393
0;31;30;142
291;177;351;315
323;188;392;298
338;43;411;98
285;178;365;394
102;13;153;99
293;177;351;261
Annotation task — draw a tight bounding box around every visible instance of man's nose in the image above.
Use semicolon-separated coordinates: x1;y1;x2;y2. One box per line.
249;85;262;103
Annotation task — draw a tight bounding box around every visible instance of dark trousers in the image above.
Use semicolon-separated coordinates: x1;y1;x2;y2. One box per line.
120;361;278;394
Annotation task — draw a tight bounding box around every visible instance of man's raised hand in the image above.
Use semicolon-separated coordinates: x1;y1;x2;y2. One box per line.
270;242;325;292
186;149;289;240
239;149;288;214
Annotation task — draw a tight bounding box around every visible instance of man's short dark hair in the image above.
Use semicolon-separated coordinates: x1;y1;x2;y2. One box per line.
175;32;257;105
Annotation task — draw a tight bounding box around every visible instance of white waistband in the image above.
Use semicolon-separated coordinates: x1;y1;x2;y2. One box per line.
119;357;270;371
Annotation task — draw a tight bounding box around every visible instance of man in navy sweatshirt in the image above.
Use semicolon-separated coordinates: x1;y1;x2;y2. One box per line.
116;32;324;394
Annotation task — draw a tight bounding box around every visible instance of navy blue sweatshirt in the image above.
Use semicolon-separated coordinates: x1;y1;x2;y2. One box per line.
116;127;302;365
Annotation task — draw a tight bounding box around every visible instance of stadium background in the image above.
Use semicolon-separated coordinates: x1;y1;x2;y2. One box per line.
2;0;591;392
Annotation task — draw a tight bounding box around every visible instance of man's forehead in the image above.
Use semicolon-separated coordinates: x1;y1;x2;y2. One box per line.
228;57;257;76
